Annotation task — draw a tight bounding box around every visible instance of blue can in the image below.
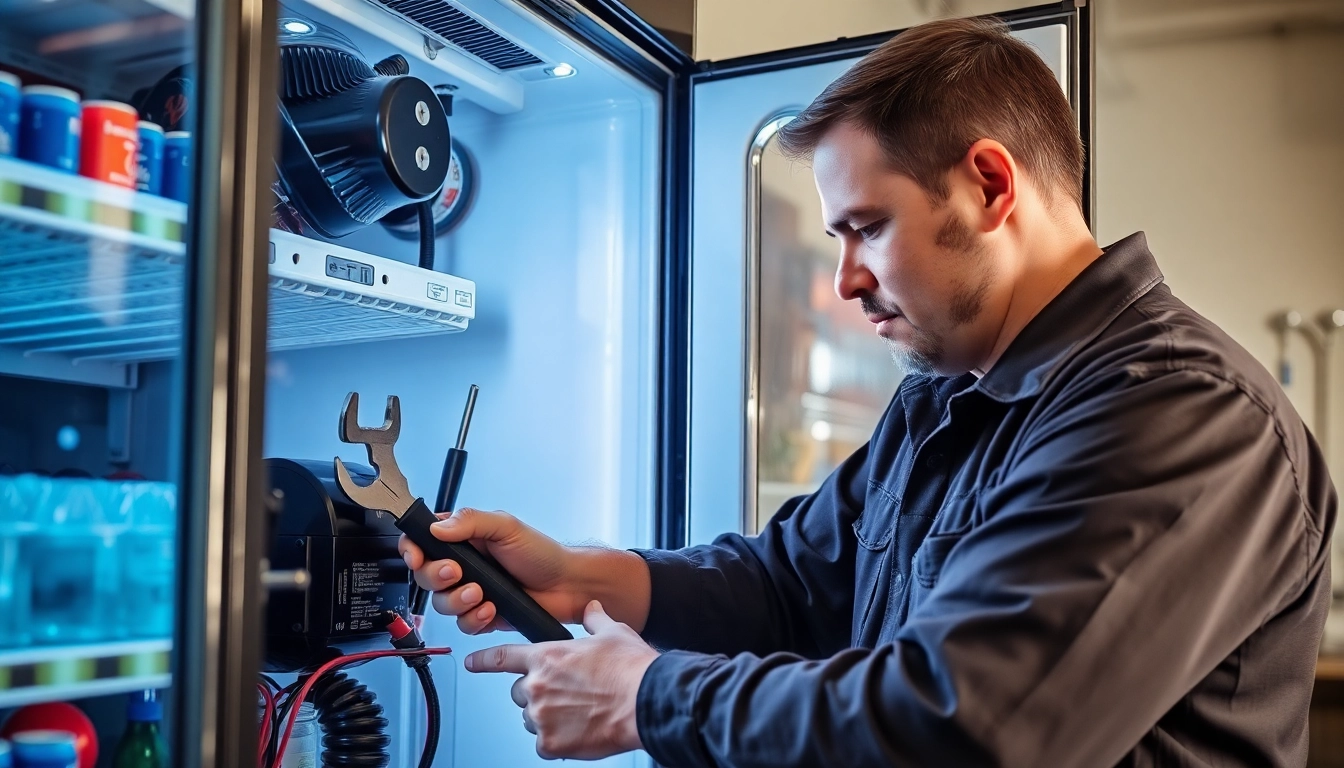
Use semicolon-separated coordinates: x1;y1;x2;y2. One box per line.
0;72;19;157
136;121;164;195
162;130;190;202
18;85;80;173
9;731;75;768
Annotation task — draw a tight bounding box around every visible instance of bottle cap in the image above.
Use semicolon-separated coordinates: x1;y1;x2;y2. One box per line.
127;690;163;722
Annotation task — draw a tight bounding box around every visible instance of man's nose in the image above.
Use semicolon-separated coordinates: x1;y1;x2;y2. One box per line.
835;240;877;302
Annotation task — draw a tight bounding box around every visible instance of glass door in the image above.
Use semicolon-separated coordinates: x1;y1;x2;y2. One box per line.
0;0;275;762
749;114;902;532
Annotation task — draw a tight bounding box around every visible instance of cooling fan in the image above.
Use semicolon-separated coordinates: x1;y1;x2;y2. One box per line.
273;21;451;239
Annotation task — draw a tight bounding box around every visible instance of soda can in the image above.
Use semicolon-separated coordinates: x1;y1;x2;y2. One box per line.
9;730;76;768
0;71;19;157
79;100;139;188
162;130;190;202
18;85;80;173
135;120;164;195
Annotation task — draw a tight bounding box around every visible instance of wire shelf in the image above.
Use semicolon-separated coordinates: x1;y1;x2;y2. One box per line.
0;156;475;375
0;639;171;709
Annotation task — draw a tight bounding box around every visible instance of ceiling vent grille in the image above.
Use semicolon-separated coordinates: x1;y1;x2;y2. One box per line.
368;0;543;70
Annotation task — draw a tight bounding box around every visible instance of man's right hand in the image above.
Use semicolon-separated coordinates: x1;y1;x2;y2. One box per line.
400;508;588;635
395;511;653;637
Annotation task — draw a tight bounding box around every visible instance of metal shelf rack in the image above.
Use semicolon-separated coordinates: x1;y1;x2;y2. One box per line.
0;156;476;388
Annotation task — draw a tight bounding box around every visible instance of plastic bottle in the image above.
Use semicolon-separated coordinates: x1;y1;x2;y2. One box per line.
26;477;120;643
118;482;176;639
112;691;165;768
0;474;37;649
278;702;318;768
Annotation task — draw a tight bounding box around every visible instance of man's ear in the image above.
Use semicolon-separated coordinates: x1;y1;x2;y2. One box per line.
959;138;1016;232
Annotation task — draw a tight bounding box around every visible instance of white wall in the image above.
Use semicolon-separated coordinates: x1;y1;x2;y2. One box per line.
694;0;1041;60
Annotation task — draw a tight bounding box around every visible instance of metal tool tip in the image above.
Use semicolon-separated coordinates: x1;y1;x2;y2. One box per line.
456;385;479;450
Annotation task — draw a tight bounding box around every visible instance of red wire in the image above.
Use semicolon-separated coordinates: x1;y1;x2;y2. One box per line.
257;682;276;767
271;647;452;768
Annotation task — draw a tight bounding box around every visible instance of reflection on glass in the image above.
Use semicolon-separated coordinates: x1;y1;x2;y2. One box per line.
754;126;901;531
0;0;192;745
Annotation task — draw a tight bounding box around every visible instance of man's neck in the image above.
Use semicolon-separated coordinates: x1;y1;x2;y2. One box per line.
973;213;1103;378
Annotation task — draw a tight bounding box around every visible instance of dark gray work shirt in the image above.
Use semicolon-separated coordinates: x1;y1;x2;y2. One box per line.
634;233;1337;768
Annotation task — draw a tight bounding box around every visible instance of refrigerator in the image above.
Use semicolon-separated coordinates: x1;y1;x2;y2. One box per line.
0;0;1091;765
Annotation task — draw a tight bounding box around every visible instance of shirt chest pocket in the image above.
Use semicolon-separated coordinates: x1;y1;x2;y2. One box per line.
907;491;978;617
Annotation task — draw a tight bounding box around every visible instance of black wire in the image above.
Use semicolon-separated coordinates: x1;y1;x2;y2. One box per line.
267;680;303;766
417;201;435;271
411;658;441;768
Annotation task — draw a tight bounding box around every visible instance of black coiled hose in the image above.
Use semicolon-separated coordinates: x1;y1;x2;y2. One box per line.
295;660;441;768
309;671;392;767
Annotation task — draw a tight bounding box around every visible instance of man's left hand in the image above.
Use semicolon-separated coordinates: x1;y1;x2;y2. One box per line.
464;600;659;760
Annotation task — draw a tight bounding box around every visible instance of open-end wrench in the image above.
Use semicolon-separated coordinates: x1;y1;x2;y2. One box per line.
334;392;573;643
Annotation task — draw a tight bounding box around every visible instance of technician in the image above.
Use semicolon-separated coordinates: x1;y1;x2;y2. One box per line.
402;17;1337;767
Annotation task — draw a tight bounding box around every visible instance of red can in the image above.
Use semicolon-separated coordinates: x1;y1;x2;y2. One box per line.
79;100;139;188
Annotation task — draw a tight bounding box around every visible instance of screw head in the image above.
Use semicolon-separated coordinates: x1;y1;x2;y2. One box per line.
415;146;430;171
415;100;430;126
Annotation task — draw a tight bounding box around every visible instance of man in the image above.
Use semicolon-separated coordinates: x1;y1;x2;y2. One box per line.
402;17;1337;767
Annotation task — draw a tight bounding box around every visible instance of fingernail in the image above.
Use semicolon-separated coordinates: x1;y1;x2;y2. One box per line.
402;552;413;569
464;653;476;672
434;517;457;528
438;564;454;582
463;585;481;604
476;605;491;620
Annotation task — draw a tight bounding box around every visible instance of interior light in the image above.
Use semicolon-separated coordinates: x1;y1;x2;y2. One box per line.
57;425;80;451
546;62;576;78
810;420;832;443
283;20;314;34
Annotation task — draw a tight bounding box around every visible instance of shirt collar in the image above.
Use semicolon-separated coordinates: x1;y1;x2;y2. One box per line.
969;231;1164;403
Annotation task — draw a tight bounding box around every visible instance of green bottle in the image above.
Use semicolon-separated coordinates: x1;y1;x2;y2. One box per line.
114;690;166;768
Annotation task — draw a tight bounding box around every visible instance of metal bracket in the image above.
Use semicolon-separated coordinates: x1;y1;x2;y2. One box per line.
423;34;446;60
107;389;133;465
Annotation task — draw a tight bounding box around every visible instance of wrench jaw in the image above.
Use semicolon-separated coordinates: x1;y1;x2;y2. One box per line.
334;391;413;516
338;392;402;446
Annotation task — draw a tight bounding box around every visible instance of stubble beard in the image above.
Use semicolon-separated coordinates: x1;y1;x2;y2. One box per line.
877;211;992;377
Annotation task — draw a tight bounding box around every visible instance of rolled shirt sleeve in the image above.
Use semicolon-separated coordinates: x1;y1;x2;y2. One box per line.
634;367;1324;768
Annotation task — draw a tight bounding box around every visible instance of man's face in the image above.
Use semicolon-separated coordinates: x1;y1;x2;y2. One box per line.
813;122;1007;376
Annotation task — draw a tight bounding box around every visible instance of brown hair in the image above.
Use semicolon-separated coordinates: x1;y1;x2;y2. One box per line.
776;16;1083;208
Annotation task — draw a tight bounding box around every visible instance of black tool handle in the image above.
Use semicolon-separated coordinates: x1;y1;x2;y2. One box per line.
410;447;471;617
398;497;573;643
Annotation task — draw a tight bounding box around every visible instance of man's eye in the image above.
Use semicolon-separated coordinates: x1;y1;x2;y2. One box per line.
857;221;884;240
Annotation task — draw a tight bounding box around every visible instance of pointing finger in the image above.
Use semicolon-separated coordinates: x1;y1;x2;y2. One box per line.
465;643;536;674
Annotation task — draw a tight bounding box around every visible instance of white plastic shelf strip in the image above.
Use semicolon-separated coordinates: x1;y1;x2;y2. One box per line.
0;156;474;367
